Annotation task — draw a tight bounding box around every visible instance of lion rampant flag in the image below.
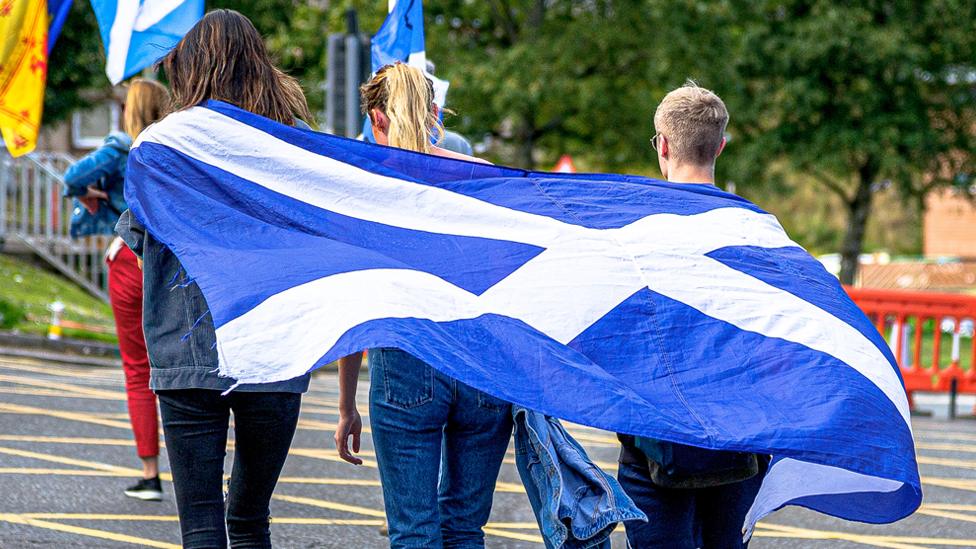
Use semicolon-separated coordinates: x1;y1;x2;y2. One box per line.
0;0;49;157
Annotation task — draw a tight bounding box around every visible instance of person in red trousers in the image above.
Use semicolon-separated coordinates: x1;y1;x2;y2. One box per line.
63;79;170;500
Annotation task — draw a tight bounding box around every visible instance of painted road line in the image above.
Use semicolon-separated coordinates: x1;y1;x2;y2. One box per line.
914;508;976;525
0;446;138;473
482;527;544;543
917;455;976;471
755;523;931;549
0;514;179;549
0;387;125;401
273;494;544;544
0;373;126;400
758;522;976;547
0;467;136;476
0;435;135;446
915;441;976;453
922;503;976;512
0;402;132;429
272;494;387;518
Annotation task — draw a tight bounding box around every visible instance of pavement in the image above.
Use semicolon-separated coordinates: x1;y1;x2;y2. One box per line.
0;353;975;548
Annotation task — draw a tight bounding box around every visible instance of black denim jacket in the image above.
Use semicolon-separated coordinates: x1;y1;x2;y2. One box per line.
116;210;310;393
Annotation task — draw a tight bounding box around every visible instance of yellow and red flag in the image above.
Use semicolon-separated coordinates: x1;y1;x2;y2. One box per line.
0;0;49;157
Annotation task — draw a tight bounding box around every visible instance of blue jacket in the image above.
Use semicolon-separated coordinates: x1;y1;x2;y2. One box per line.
63;132;132;238
513;406;646;549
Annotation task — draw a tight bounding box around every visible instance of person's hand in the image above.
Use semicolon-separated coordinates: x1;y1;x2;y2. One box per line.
78;186;109;215
334;409;363;465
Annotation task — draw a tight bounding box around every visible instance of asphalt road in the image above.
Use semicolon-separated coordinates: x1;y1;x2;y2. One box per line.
0;353;975;548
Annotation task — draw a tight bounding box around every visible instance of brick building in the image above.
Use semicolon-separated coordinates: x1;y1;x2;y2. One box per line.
924;189;976;259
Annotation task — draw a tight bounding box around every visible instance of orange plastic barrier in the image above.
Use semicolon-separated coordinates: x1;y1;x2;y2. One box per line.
845;287;976;409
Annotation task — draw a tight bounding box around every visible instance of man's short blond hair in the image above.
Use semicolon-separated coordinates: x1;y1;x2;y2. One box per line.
653;82;728;167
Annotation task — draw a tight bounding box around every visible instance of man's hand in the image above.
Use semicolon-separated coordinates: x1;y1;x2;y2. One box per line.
334;408;363;465
78;186;109;215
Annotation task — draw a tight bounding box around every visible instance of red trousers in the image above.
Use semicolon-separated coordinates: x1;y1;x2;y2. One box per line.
108;244;159;459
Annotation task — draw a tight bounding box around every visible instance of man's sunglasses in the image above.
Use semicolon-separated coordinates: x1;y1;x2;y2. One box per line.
649;133;662;152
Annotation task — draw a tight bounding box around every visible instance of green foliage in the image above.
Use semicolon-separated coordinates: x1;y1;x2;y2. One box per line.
0;254;115;341
44;1;109;125
40;1;976;268
0;299;26;329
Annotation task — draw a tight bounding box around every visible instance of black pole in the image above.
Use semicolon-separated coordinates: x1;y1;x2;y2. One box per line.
346;9;359;35
950;377;958;420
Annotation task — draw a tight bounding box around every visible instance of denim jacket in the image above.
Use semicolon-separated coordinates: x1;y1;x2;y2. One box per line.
513;406;646;549
115;209;310;393
63;132;132;238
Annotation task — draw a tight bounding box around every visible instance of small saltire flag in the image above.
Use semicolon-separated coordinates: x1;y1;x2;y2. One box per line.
0;0;58;157
126;101;922;536
90;0;203;85
363;0;448;141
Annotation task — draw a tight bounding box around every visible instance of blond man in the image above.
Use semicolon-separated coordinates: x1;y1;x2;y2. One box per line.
616;83;767;549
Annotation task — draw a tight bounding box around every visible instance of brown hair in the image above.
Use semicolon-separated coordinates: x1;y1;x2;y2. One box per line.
161;9;311;125
654;81;729;166
123;79;170;139
360;63;444;153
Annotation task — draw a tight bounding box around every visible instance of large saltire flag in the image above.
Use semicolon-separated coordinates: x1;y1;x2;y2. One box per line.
0;0;70;157
90;0;203;85
126;101;922;536
363;0;448;141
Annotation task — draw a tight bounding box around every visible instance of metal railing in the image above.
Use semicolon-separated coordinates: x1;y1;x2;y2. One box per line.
1;152;111;301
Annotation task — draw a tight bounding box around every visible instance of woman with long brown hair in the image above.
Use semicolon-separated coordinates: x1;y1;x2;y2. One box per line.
334;63;510;549
64;78;169;501
115;9;312;548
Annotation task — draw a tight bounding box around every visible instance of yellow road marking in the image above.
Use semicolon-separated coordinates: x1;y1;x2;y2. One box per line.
482;527;544;542
0;435;135;446
915;508;976;525
0;514;179;549
0;357;120;379
0;446;137;473
0;468;134;476
922;476;976;491
923;503;976;511
0;387;123;401
758;521;976;547
756;523;932;549
0;402;132;429
0;373;125;400
273;494;387;518
289;447;379;468
917;455;976;470
916;441;976;453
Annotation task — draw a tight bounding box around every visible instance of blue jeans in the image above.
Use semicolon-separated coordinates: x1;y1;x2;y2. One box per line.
616;458;767;549
158;390;301;549
369;348;514;549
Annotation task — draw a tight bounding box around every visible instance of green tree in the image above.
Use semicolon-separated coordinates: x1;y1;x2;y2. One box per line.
420;0;664;170
44;1;109;125
720;0;976;283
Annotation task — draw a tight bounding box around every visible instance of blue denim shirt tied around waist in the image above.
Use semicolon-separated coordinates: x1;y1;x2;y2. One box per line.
63;132;132;238
513;406;646;549
115;209;310;393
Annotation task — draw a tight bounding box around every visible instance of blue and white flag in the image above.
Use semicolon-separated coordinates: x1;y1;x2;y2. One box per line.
364;0;448;141
126;101;921;535
90;0;203;84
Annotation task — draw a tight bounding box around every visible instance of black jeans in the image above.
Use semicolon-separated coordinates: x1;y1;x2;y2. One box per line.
158;389;302;549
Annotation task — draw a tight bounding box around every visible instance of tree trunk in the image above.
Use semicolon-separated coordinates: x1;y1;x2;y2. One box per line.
838;165;877;285
515;114;535;169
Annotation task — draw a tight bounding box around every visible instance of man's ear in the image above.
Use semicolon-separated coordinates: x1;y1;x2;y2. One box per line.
660;135;669;158
716;136;727;158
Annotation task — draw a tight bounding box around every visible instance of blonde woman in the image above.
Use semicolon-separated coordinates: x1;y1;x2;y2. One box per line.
334;63;509;549
63;78;170;500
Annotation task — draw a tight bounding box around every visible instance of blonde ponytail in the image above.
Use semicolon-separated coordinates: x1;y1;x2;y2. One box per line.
360;63;445;153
